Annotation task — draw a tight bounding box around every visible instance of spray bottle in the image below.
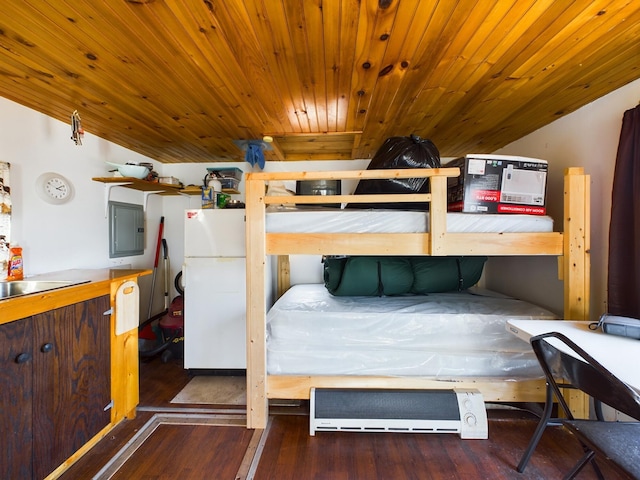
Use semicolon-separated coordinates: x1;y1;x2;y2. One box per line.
6;242;23;281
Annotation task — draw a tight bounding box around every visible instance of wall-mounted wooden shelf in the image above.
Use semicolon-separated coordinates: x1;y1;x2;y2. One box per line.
93;177;190;216
92;178;240;195
92;177;184;195
180;186;203;195
92;177;240;216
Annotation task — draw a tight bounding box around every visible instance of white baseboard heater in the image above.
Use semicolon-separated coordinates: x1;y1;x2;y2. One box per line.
310;388;488;439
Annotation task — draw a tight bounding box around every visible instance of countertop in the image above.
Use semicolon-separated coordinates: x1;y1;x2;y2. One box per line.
0;268;152;325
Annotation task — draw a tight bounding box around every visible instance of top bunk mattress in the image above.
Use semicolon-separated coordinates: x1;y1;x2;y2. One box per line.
265;207;553;234
267;284;557;379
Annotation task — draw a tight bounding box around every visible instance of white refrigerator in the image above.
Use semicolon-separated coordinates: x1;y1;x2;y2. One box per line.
183;209;246;370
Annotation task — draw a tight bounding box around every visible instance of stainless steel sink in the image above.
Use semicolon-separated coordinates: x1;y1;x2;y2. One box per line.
0;280;90;300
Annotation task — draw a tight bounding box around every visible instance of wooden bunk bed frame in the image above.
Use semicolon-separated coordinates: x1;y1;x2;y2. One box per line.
245;167;590;429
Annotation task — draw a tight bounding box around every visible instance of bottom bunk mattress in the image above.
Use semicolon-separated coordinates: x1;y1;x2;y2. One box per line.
267;284;557;379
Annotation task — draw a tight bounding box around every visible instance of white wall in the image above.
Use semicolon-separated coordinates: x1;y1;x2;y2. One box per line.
486;78;640;318
0;97;167;315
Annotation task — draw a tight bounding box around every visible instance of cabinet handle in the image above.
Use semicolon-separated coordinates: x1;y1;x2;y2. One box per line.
41;343;54;353
15;352;32;364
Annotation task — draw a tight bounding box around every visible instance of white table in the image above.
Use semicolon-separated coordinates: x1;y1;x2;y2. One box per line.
506;319;640;392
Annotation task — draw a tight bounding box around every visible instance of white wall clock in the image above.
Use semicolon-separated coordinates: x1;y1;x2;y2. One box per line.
36;172;74;204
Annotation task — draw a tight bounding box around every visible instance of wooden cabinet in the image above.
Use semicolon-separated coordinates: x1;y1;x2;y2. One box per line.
0;295;111;479
0;316;33;478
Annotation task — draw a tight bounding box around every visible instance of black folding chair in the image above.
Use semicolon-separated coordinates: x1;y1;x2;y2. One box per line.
517;331;640;479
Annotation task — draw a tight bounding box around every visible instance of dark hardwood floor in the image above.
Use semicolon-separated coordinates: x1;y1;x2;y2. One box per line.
58;355;629;480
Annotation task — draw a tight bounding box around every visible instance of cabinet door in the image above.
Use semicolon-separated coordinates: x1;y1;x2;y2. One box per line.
0;317;34;479
32;295;112;479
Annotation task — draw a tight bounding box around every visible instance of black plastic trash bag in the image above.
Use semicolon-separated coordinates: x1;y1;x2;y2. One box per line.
347;135;441;210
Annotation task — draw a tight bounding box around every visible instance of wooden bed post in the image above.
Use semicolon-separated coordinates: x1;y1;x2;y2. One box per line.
245;173;268;429
276;255;291;299
429;174;448;255
562;167;591;418
562;167;590;321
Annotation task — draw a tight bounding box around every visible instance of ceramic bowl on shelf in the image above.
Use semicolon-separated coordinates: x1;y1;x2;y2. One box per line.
106;162;150;179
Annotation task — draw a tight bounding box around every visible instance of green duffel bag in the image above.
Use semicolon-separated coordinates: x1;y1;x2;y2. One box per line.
323;256;414;296
323;255;487;296
409;256;487;294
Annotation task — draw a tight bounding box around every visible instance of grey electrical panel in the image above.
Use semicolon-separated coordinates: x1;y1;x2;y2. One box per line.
109;201;144;258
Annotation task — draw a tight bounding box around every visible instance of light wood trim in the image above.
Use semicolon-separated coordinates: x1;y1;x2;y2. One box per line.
110;327;138;421
440;232;564;256
265;193;433;205
1;269;151;324
562;167;591;418
267;233;433;256
110;278;141;424
248;167;460;182
267;375;547;404
44;423;114;480
0;283;112;323
266;232;563;257
245;175;269;429
563;167;590;320
276;256;290;300
429;175;448;255
267;131;363;139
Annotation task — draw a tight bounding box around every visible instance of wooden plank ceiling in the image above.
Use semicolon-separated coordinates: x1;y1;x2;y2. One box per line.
0;0;639;164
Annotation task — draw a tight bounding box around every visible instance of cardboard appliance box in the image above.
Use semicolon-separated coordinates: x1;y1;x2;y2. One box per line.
446;154;548;214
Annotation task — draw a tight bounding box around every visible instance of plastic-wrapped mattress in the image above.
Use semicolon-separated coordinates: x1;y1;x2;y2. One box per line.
265;206;554;233
267;284;556;378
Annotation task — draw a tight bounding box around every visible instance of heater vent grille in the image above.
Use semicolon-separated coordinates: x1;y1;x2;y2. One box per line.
314;389;460;421
310;388;488;439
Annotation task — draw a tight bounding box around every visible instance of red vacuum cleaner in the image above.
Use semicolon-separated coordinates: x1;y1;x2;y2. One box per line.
139;289;184;362
139;218;184;362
